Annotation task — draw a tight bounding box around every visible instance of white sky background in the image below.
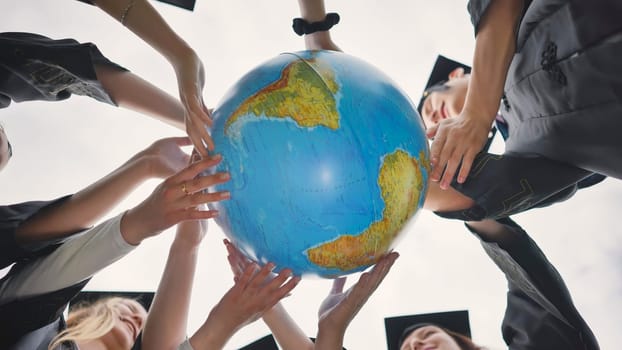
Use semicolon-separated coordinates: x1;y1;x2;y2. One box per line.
1;1;621;349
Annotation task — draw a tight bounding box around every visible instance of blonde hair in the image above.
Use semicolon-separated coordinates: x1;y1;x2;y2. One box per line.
48;297;135;350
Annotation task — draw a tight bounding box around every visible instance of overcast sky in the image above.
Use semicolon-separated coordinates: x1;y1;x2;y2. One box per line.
1;1;621;349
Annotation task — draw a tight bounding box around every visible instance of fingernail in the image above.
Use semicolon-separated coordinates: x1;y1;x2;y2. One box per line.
219;191;231;199
210;154;222;161
458;176;465;183
218;172;230;180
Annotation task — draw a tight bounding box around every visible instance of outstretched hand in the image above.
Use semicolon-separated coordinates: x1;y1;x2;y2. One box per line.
427;110;491;189
224;238;302;324
210;262;300;332
317;252;399;334
120;154;230;244
192;240;300;349
173;50;214;156
139;136;192;179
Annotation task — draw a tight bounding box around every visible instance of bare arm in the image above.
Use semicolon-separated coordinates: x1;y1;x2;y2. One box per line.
223;239;308;350
314;253;399;350
95;65;185;130
428;0;523;189
297;0;342;51
188;264;300;349
423;179;474;213
15;137;191;244
262;303;314;350
92;0;214;154
142;218;207;350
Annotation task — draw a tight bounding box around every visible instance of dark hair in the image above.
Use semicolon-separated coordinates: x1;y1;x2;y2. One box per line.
444;328;486;350
399;325;486;350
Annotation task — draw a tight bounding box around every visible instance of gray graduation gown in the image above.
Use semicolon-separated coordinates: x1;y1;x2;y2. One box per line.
471;0;622;179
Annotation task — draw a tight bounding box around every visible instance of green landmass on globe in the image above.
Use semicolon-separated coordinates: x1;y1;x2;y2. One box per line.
226;56;340;133
210;50;429;277
306;149;427;271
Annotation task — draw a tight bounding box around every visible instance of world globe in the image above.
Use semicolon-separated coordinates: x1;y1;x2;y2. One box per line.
209;50;429;277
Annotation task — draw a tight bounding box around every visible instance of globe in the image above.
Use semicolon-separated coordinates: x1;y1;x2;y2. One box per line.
209;50;429;278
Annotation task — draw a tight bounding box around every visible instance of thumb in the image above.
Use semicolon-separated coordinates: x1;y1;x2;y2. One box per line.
426;124;439;139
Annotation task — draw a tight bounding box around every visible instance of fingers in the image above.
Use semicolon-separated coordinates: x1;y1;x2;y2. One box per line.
457;148;477;184
260;268;300;307
352;252;399;297
169;154;223;184
331;277;347;294
428;126;447;182
439;151;460;190
201;99;214;127
426;123;439;139
429;126;460;190
172;136;192;147
185;99;215;153
187;126;209;158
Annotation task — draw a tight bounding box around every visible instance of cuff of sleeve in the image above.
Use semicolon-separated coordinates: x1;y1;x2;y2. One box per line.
178;337;195;350
116;211;141;248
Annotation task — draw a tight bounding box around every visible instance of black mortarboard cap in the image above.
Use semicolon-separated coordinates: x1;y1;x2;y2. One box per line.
384;310;471;350
156;0;196;11
76;0;195;11
236;335;347;350
237;335;279;350
417;55;472;115
69;290;155;312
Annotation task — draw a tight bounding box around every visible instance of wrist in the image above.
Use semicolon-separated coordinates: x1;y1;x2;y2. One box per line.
315;323;345;350
126;150;157;180
460;104;498;129
304;32;336;51
120;207;150;245
191;310;238;349
171;234;203;251
293;13;340;36
167;43;197;71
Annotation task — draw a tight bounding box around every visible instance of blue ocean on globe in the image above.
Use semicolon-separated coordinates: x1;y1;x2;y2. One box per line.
209;50;429;277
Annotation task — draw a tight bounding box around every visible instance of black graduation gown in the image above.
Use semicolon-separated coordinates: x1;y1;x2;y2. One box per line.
467;218;599;350
0;32;126;109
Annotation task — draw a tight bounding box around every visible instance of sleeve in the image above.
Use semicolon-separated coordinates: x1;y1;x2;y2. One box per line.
434;152;593;221
0;212;136;304
177;337;195;350
0;32;127;108
466;0;493;34
0;195;72;269
465;218;599;350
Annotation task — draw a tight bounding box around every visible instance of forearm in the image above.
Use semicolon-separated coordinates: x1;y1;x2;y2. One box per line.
143;240;199;350
15;154;150;243
262;303;314;350
95;65;185;130
297;0;341;51
314;323;346;350
423;179;474;212
93;0;193;66
0;214;134;303
463;0;523;123
188;314;238;350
